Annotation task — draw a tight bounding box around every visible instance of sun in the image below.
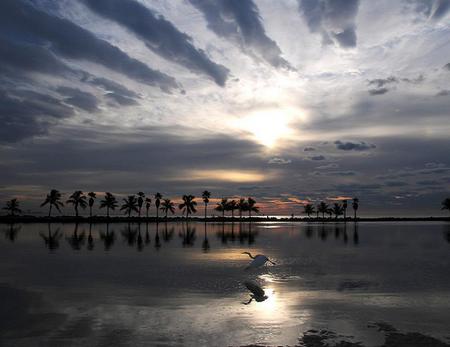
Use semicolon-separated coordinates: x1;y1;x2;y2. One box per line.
234;108;295;148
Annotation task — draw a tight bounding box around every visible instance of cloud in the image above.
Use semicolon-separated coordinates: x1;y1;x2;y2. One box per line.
189;0;291;68
0;0;178;91
384;181;409;187
309;155;326;161
0;90;74;143
104;93;138;106
369;87;389;95
57;87;99;112
83;0;229;86
298;0;360;48
445;63;450;70
416;179;442;186
406;0;450;21
334;140;376;151
315;163;339;169
303;146;316;151
436;90;450;96
268;157;292;165
367;76;398;95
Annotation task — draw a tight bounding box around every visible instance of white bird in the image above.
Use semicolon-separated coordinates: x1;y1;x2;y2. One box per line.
242;280;268;305
242;251;275;269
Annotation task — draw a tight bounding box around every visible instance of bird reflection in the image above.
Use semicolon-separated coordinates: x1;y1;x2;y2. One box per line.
66;223;85;250
202;222;210;252
40;223;61;251
242;280;268;305
87;223;94;251
100;223;115;251
3;223;21;242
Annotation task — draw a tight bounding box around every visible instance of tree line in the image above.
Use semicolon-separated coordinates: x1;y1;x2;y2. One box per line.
1;190;260;219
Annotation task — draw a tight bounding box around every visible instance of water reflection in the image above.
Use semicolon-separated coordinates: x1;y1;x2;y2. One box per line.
303;223;359;245
180;223;196;247
154;222;161;249
217;222;259;244
99;223;115;251
66;223;85;250
121;223;137;247
202;222;210;252
242;280;268;305
87;223;94;251
40;223;62;251
2;223;21;242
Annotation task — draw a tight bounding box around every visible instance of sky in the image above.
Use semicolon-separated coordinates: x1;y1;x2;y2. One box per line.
1;0;450;217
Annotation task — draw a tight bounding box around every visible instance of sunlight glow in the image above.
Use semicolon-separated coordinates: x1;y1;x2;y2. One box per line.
234;108;296;148
183;169;269;183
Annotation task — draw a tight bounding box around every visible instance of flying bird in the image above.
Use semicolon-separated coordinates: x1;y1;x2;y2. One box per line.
242;280;268;305
242;251;275;269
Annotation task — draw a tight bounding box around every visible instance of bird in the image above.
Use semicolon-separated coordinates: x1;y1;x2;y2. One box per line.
242;251;275;269
242;280;268;305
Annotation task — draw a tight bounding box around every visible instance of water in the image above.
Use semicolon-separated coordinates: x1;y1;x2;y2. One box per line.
0;221;449;346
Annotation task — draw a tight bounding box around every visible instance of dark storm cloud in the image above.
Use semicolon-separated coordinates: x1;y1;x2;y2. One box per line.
57;87;99;112
83;0;229;86
0;90;74;143
189;0;291;68
334;140;376;151
0;0;178;91
298;0;360;48
406;0;450;20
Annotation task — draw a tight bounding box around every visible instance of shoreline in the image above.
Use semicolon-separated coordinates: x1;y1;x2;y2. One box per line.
0;215;449;224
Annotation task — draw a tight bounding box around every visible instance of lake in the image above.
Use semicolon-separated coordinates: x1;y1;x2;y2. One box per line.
0;221;449;346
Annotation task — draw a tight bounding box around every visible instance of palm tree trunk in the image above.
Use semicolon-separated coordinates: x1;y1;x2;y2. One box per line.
49;204;52;217
107;206;109;218
354;210;357;220
204;203;207;219
75;205;79;217
90;206;92;218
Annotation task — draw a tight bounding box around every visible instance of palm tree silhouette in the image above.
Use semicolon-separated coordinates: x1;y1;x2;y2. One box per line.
303;203;315;218
137;192;145;218
88;192;96;218
99;192;118;218
161;198;175;219
247;197;259;218
352;198;359;220
179;195;197;219
66;191;87;217
227;199;237;218
441;198;450;214
3;198;21;216
202;190;211;219
332;203;344;219
120;195;139;217
215;198;228;219
41;189;64;217
317;201;329;219
237;198;248;220
342;200;348;220
145;197;152;218
155;192;163;220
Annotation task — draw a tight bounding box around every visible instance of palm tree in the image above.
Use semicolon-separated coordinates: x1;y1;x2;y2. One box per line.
145;197;152;218
137;192;145;217
237;198;249;220
332;203;344;219
227;199;237;218
342;200;348;220
155;193;162;220
41;189;64;217
3;198;21;216
215;198;228;218
66;191;88;217
202;190;211;219
247;197;259;218
88;192;96;218
161;198;175;219
352;198;359;220
303;203;315;218
99;192;118;218
120;195;139;217
441;198;450;214
179;194;197;219
317;201;329;219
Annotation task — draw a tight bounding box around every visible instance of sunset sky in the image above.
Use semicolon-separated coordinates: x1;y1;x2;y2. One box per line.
1;0;449;216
